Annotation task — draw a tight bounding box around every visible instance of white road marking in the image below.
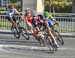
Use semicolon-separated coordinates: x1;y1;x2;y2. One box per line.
0;44;75;51
39;55;75;58
0;45;75;58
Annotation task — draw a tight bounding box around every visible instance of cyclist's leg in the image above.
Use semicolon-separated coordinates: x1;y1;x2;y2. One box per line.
36;32;46;46
27;22;34;36
34;27;46;46
32;25;39;37
6;16;16;28
12;17;17;27
44;22;59;47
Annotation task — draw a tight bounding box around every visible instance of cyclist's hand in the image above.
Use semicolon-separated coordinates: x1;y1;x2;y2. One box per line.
55;21;59;26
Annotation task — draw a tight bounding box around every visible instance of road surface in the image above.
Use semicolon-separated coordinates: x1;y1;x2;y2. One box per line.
0;34;75;58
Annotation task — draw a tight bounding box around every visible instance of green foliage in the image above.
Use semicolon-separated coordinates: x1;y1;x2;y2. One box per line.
0;7;7;11
14;3;22;12
45;0;72;13
9;0;17;3
8;0;22;12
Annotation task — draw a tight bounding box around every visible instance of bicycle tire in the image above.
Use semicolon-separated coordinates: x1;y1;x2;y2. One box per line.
54;30;64;45
11;27;20;39
21;27;30;40
44;33;55;52
45;32;58;52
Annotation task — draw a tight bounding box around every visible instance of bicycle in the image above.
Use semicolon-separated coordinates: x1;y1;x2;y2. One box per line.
11;19;30;40
51;24;64;45
44;30;58;53
38;23;64;45
38;23;64;52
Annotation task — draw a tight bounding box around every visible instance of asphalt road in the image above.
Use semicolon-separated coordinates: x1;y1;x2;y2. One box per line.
0;34;75;58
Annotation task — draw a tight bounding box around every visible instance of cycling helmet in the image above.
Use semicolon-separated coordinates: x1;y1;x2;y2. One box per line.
38;14;43;20
43;11;49;17
25;8;31;12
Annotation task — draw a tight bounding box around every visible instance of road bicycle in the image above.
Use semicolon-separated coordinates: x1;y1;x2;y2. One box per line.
39;23;64;45
38;23;64;52
11;19;29;40
51;24;64;45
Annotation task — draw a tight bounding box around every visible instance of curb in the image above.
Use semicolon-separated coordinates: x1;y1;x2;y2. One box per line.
60;33;75;37
0;30;75;37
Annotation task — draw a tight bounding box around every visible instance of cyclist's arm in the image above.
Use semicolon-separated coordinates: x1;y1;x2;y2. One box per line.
24;16;29;25
44;21;50;31
49;14;58;24
14;9;23;20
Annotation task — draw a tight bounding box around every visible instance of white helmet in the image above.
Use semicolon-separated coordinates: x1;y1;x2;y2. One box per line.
25;8;31;12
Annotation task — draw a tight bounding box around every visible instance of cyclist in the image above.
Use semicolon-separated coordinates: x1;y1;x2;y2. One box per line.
6;3;23;28
32;14;46;46
24;8;36;37
32;14;42;34
36;12;59;47
43;11;59;47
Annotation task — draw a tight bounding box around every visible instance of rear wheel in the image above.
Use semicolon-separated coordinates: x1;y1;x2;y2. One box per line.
11;27;20;39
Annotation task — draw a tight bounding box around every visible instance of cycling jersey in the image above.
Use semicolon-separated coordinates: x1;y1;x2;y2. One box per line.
6;8;19;18
45;19;53;27
49;14;55;20
25;16;32;24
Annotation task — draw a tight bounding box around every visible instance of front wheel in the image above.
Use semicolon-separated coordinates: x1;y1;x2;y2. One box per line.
21;27;30;40
11;27;20;39
45;32;58;53
54;30;64;45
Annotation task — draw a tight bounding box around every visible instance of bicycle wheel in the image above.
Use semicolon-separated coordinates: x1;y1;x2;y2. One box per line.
45;32;58;52
21;27;30;40
11;27;20;39
54;30;64;45
44;33;53;52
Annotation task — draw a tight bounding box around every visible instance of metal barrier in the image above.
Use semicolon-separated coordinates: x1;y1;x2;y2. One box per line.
0;15;75;32
55;17;75;32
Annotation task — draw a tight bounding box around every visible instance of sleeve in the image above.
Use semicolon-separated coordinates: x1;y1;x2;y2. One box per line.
7;10;12;18
9;13;12;18
49;14;55;20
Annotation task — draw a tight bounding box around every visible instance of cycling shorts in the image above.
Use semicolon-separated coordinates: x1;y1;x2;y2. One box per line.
46;19;53;27
6;16;16;22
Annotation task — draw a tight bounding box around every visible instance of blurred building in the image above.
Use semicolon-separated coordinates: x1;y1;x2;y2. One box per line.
0;0;44;13
22;0;44;13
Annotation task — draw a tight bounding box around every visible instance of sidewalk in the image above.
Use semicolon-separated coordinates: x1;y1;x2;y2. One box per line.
0;30;75;37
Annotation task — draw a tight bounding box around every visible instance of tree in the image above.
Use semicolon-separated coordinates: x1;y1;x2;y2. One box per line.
8;0;22;11
45;0;72;13
9;0;17;3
